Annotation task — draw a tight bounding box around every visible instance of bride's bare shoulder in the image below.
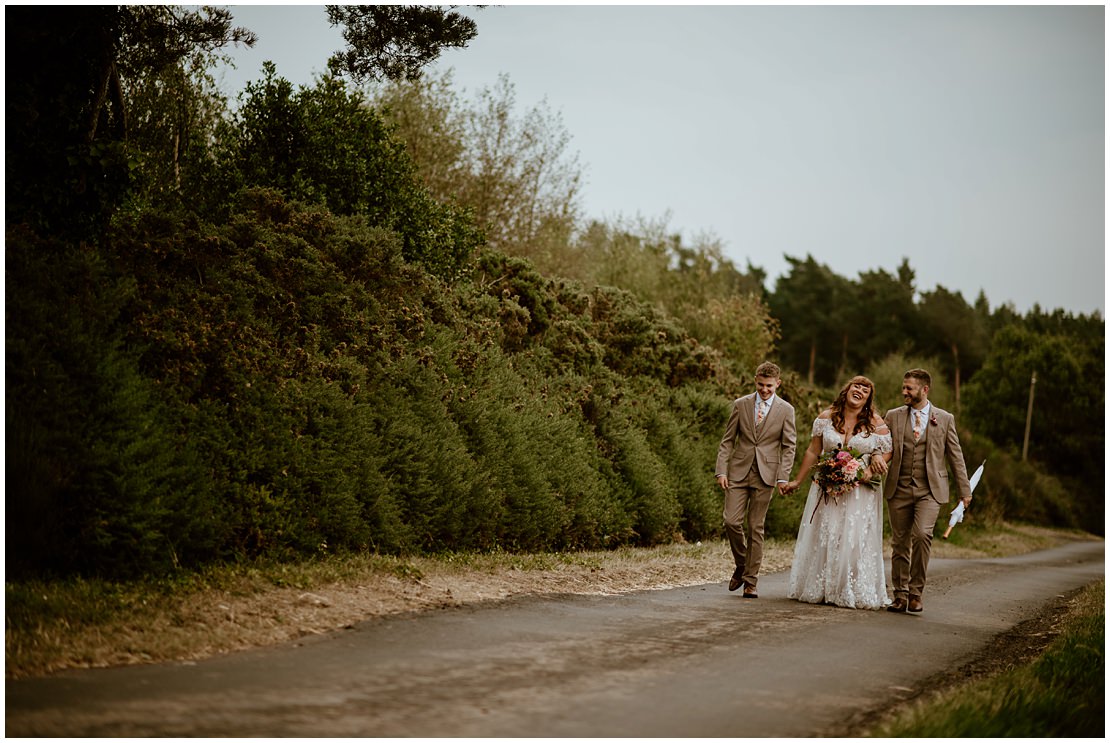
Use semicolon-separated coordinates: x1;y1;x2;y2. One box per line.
871;413;889;434
816;408;833;420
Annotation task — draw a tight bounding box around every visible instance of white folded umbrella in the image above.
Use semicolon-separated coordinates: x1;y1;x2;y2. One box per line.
943;461;984;539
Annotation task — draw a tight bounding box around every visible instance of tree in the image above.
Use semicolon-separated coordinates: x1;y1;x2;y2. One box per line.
373;70;583;267
122;21;246;211
326;5;478;82
853;260;918;367
665;231;766;309
567;217;773;372
369;69;469;202
217;65;482;278
768;255;854;386
6;6;255;237
571;217;675;301
465;74;582;259
917;286;988;417
681;294;779;376
221;66;403;217
962;323;1103;529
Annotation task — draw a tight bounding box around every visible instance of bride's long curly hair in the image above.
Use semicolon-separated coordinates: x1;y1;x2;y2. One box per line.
830;375;877;437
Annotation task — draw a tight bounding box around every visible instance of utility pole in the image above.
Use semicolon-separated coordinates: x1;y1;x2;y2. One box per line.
1022;370;1036;461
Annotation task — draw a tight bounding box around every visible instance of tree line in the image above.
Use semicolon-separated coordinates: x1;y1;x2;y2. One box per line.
371;66;1103;532
6;7;1102;580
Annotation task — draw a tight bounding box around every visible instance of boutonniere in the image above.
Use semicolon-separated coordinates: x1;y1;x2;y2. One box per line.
929;413;938;427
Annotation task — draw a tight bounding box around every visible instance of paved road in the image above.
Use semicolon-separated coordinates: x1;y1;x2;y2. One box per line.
6;540;1103;737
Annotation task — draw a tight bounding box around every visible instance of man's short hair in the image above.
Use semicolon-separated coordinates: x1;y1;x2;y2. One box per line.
754;361;781;379
904;368;931;387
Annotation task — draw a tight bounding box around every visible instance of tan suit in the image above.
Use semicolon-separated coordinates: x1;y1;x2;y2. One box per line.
715;393;796;588
882;404;972;599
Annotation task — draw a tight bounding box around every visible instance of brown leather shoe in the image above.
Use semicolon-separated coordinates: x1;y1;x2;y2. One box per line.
908;596;923;612
728;569;744;592
743;584;758;599
887;597;908;612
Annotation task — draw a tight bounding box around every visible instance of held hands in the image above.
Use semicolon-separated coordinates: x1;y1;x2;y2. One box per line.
858;455;889;485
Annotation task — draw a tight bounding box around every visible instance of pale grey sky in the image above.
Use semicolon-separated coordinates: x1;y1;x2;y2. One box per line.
217;4;1105;316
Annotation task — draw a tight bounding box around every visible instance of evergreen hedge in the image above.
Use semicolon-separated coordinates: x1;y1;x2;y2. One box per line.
7;190;753;578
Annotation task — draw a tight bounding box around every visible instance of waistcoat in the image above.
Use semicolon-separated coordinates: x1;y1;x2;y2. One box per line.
897;413;930;497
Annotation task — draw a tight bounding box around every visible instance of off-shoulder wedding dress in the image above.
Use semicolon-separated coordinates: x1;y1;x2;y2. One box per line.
788;418;891;610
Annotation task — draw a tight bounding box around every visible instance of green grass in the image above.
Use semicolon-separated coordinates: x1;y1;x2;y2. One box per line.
866;580;1104;737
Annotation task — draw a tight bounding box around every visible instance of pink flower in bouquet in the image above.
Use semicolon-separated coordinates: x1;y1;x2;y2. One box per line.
814;445;869;502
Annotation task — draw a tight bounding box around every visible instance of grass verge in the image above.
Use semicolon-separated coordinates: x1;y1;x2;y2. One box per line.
5;523;1096;680
864;579;1104;737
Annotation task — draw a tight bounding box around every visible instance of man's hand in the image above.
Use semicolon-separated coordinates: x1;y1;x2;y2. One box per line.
716;475;729;491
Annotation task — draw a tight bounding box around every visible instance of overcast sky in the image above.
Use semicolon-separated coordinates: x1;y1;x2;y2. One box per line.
216;4;1105;316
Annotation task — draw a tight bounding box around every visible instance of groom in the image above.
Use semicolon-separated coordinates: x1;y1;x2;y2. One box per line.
882;368;972;613
715;361;796;598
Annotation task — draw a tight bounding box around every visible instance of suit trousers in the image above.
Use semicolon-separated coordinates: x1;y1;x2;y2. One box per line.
723;463;774;588
887;488;941;598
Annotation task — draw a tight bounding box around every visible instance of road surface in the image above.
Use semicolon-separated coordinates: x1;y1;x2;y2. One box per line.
6;540;1103;736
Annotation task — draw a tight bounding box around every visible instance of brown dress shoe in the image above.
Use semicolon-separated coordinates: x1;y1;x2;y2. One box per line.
743;584;758;599
908;596;923;612
887;597;908;612
728;569;744;592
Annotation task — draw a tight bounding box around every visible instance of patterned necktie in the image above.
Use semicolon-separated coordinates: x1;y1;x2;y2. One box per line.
912;410;921;440
756;400;765;425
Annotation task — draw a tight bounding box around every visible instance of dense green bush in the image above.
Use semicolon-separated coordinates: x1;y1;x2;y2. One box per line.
211;66;483;280
6;228;220;577
955;433;1079;530
12;184;1085;580
963;322;1103;532
8;191;762;578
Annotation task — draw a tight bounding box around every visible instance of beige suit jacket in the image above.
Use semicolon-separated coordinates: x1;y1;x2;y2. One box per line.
882;405;972;504
715;393;797;487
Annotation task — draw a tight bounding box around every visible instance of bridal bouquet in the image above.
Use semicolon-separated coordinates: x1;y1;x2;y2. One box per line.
814;445;875;502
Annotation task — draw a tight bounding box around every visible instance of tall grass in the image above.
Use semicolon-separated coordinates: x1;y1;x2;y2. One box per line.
867;580;1104;737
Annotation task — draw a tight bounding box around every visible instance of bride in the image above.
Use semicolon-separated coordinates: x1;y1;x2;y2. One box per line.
781;376;891;609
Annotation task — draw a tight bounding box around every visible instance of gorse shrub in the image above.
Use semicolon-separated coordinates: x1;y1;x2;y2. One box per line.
6;228;221;577
8;190;762;578
12;187;1082;580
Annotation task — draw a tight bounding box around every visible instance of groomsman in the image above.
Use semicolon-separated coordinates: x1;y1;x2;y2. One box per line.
882;369;972;613
715;362;797;598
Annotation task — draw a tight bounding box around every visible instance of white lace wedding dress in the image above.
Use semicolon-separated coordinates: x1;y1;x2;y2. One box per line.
788;418;891;609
